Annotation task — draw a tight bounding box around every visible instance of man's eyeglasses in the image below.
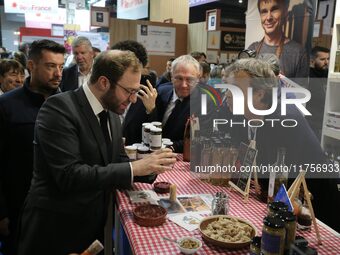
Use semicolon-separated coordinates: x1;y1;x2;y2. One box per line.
116;83;140;98
173;76;198;87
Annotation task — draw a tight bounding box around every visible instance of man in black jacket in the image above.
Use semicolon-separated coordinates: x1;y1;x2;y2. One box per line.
0;39;65;255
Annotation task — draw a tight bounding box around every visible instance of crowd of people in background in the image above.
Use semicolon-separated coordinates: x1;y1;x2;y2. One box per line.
0;34;337;255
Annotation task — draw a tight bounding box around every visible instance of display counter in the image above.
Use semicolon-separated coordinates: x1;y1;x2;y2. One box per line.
115;155;340;255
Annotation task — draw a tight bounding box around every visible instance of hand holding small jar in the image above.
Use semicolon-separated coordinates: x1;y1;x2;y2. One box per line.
131;148;177;176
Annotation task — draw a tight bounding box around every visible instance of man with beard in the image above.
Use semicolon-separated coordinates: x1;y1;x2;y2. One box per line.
17;50;176;255
307;46;330;140
248;0;308;79
0;39;65;255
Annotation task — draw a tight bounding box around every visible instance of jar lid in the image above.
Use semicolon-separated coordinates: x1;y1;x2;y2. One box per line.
125;145;137;151
263;216;285;228
132;143;143;148
137;146;149;152
163;141;173;146
251;236;261;247
150;127;162;132
276;211;296;222
269;201;288;212
142;122;151;127
151;121;162;126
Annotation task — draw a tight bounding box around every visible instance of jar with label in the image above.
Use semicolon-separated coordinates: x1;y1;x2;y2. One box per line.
144;125;153;146
137;146;150;159
261;216;286;255
150;127;162;150
142;123;151;145
125;145;137;160
268;201;288;217
276;211;296;252
250;236;261;255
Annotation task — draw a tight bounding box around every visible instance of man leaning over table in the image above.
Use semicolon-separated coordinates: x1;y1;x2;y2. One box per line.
17;50;176;255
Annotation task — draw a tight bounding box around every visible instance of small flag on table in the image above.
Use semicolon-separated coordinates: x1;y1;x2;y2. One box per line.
274;184;293;212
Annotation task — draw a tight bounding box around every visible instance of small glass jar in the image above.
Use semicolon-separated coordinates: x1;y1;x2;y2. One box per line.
137;146;150;159
150;127;162;150
250;236;261;255
268;201;288;217
142;123;151;145
143;124;154;146
276;211;296;252
211;192;229;215
125;145;137;160
261;216;286;255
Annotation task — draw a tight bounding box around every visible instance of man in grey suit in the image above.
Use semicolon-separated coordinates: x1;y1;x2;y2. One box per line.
17;50;176;255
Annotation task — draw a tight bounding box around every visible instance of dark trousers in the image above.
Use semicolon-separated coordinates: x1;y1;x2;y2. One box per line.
17;204;104;255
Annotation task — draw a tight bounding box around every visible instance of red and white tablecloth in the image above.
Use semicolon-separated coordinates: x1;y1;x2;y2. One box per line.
116;156;340;255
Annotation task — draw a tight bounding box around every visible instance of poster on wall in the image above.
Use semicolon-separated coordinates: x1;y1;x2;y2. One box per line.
117;0;148;20
137;25;176;56
220;31;245;51
245;0;316;79
207;31;221;49
4;0;58;14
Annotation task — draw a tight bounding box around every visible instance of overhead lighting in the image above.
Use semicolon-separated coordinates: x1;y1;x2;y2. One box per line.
239;0;243;3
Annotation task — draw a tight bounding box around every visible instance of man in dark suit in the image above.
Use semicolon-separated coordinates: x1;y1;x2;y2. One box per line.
60;36;94;91
0;40;65;255
155;55;215;152
17;50;176;255
111;40;158;145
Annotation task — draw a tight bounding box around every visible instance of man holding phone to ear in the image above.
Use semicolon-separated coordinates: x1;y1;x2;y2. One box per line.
111;40;158;145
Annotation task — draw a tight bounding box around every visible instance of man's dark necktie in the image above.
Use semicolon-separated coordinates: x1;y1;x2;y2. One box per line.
164;99;182;135
99;110;112;161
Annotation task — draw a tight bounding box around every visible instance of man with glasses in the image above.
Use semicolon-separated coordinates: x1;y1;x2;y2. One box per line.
154;55;215;152
17;50;176;255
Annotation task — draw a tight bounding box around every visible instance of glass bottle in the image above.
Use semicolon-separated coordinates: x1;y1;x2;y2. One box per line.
268;147;288;203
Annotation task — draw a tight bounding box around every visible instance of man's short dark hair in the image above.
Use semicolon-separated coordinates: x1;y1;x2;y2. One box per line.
90;50;142;87
0;59;25;76
200;62;211;76
28;40;66;62
310;46;330;59
257;0;290;11
190;51;203;61
111;40;148;67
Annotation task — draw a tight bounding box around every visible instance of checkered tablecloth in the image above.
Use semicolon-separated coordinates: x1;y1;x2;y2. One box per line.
116;155;340;255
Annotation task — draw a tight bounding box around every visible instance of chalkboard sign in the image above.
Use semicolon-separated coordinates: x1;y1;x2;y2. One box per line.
229;142;258;201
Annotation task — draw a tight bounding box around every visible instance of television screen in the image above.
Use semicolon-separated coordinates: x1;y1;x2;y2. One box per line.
117;0;148;20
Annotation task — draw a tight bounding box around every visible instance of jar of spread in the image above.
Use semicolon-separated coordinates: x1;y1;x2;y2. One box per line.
142;123;151;145
150;127;162;150
268;201;288;217
261;216;286;255
276;211;296;252
125;145;137;160
137;146;150;159
143;124;154;146
250;236;261;255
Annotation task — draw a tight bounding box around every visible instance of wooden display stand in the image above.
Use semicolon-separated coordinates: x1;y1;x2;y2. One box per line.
229;140;260;203
287;171;322;245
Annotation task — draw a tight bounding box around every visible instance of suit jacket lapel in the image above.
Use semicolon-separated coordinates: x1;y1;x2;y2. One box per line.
74;87;109;164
